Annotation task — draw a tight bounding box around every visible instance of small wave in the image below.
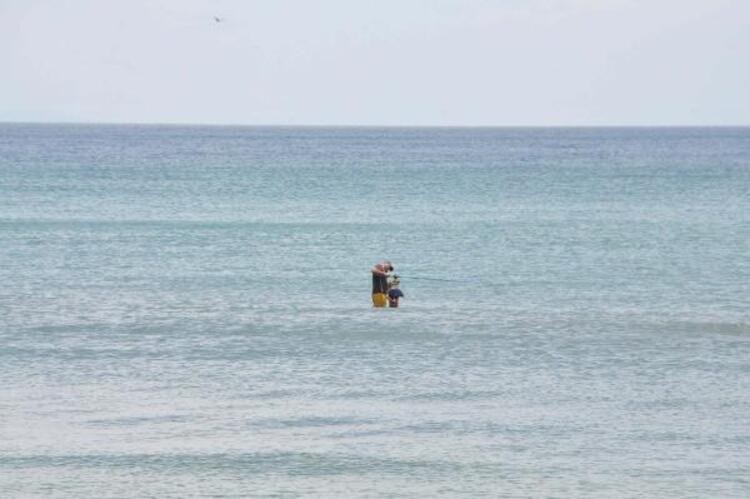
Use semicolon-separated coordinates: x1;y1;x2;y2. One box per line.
653;320;750;336
84;414;191;428
0;452;460;477
250;415;375;429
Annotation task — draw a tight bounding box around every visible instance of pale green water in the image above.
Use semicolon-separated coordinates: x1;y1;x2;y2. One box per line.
1;124;749;497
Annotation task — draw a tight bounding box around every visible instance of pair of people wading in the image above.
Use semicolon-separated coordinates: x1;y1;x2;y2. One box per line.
371;260;404;308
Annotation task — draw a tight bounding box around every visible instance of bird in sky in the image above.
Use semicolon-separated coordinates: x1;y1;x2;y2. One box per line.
213;16;222;23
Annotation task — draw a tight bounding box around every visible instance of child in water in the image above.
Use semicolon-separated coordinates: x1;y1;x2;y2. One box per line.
387;276;405;308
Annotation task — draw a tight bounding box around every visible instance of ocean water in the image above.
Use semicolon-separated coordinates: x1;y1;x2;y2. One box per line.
1;124;748;497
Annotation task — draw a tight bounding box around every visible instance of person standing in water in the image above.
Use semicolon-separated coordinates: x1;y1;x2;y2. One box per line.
371;260;393;307
387;277;404;308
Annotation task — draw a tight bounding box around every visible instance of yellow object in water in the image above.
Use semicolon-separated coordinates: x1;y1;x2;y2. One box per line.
372;293;387;307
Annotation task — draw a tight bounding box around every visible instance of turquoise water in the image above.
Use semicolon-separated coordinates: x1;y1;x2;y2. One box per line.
1;124;749;497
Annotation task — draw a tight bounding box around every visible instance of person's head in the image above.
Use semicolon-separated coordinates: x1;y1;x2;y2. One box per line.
384;260;394;272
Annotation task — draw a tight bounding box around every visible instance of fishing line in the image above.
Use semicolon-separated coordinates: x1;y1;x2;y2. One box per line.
399;275;479;283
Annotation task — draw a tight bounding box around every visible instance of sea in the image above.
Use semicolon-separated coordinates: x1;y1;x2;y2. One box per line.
1;124;748;497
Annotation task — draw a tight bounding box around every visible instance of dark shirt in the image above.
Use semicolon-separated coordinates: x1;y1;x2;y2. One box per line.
372;273;388;294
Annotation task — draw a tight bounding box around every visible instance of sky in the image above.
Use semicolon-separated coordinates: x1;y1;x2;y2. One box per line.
1;0;748;126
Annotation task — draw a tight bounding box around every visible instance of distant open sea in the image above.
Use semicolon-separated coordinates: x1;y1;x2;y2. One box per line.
1;124;748;497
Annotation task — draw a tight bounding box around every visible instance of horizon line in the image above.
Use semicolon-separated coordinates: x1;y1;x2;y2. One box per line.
2;120;749;129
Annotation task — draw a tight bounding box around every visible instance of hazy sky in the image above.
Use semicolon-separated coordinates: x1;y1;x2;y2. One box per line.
2;0;748;125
